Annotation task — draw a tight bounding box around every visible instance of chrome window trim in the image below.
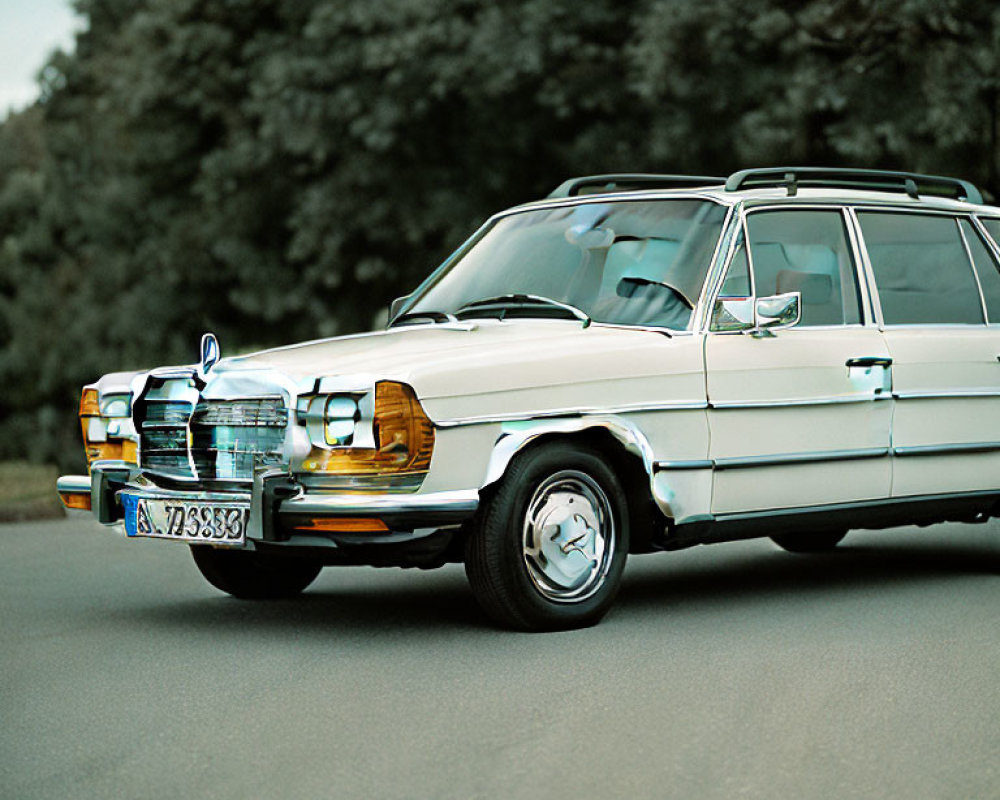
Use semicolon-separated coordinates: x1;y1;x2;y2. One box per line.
845;206;885;330
690;203;739;332
402;194;733;334
703;202;871;333
955;217;990;324
697;201;748;332
972;214;1000;262
967;215;1000;326
471;195;735;336
499;191;738;219
842;207;878;327
879;323;992;330
853;207;991;329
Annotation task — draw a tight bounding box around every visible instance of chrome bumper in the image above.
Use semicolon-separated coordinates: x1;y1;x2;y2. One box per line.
57;463;479;548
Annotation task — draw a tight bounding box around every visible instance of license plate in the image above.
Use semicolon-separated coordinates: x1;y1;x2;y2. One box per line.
123;495;248;545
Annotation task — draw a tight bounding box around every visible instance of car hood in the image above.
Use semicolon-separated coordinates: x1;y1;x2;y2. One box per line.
214;320;703;422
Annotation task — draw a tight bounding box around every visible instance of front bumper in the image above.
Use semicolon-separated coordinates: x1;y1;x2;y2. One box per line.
58;463;479;555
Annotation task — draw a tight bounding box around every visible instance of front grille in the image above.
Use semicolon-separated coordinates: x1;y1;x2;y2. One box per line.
191;398;287;480
139;399;195;479
138;391;288;482
194;398;287;428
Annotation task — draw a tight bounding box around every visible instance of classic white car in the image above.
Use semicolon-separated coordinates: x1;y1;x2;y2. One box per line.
58;167;1000;630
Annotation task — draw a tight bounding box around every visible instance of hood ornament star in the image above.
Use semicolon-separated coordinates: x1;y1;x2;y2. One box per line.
200;332;220;375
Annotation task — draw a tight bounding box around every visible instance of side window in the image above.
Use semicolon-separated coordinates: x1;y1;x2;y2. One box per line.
745;209;862;326
958;219;1000;322
857;212;984;325
980;218;1000;251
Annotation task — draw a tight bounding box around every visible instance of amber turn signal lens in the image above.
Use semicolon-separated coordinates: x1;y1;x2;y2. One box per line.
59;491;92;511
294;517;390;533
79;388;138;468
79;388;100;417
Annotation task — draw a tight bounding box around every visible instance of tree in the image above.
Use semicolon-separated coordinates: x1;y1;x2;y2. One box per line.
1;0;999;469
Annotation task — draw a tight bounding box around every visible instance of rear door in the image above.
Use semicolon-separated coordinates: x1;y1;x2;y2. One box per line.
854;209;1000;498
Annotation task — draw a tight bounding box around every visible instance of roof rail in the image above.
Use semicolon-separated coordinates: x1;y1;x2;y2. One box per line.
548;173;726;199
725;167;983;205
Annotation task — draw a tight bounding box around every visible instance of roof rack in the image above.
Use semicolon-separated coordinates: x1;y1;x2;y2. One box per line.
725;167;983;205
548;173;725;199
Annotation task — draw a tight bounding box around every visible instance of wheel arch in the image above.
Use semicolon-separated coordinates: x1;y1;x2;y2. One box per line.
479;417;667;553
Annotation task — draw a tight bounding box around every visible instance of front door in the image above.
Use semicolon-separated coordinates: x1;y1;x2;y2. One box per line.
705;207;893;515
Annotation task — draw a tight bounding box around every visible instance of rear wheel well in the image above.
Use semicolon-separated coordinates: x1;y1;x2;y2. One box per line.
478;429;665;554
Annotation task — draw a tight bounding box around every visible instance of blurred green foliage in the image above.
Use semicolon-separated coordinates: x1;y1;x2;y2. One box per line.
2;0;1000;470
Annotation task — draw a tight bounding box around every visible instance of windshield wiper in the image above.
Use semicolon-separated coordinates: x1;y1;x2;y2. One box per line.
389;310;459;327
455;294;592;327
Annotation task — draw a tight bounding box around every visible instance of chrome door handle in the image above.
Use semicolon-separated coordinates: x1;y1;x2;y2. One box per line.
846;356;893;368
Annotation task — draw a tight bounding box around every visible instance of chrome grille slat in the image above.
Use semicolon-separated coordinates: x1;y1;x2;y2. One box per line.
138;389;288;482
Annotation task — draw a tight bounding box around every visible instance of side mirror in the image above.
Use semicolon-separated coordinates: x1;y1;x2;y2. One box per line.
389;294;412;321
755;292;801;332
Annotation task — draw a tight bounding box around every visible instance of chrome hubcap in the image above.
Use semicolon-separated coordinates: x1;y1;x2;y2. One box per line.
522;470;615;603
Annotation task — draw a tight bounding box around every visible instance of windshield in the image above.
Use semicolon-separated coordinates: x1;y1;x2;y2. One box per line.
406;199;728;330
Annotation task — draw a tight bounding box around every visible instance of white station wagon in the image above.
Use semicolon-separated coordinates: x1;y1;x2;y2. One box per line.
58;167;1000;630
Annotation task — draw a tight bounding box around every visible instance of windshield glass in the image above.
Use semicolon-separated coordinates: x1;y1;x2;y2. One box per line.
407;199;728;329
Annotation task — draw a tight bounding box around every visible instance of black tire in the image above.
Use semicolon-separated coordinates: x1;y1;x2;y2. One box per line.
770;529;848;553
190;545;322;599
465;442;629;631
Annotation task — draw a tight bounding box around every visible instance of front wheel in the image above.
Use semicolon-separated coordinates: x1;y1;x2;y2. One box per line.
465;443;629;631
190;546;322;599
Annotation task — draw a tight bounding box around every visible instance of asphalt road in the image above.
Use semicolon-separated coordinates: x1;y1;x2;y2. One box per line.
2;516;999;800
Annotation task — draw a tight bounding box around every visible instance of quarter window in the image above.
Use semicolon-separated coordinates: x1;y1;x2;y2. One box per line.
718;238;751;297
857;212;984;325
980;218;1000;251
745;210;862;326
958;219;1000;322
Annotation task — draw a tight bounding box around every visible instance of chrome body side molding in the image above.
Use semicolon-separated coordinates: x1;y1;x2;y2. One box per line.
892;442;1000;457
708;393;889;409
655;447;890;472
713;447;889;470
892;390;1000;400
434;401;708;428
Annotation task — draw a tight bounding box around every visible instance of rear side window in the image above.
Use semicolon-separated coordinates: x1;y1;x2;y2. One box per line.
958;219;1000;322
745;209;862;326
858;212;984;325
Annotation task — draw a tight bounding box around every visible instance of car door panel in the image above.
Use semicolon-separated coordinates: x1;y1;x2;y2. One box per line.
706;328;892;513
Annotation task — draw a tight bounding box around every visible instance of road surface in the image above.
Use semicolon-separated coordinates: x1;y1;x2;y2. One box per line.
2;516;999;799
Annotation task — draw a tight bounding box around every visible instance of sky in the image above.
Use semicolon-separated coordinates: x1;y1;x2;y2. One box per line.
0;0;82;116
